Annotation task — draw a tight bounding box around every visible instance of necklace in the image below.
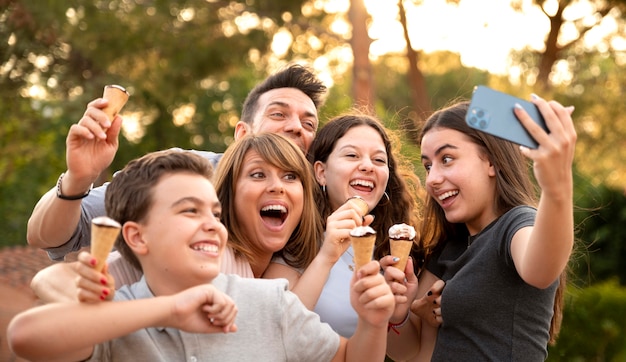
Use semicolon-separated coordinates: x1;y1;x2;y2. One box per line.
345;249;355;271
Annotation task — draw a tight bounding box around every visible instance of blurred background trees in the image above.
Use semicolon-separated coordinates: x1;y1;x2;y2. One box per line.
2;0;625;358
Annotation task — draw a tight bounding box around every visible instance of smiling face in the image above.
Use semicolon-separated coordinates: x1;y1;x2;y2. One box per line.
235;88;318;153
233;149;304;262
315;125;389;212
420;127;498;235
137;172;227;293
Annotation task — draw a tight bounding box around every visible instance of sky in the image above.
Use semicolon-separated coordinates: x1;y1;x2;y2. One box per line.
365;0;549;74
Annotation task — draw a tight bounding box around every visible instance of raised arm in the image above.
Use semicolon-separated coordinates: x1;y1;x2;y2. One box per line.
27;98;121;251
8;283;237;362
331;260;394;362
511;97;576;289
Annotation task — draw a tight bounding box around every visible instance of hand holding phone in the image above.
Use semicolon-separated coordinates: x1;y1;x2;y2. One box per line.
466;86;547;148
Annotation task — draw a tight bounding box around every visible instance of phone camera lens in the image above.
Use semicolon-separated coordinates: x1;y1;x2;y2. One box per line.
469;116;477;126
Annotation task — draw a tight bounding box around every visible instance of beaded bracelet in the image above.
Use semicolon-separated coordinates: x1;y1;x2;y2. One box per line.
388;312;410;335
56;172;93;200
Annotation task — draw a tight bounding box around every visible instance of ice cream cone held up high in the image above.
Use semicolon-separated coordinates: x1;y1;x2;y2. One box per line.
346;196;369;217
388;223;416;272
102;85;129;122
90;216;121;272
349;225;376;271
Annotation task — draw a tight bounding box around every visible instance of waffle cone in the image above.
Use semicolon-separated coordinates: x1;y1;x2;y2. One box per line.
102;85;129;122
347;196;369;217
390;238;413;271
350;234;376;270
90;217;121;272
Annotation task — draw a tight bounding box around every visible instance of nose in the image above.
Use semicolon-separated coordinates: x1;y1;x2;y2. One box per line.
203;215;221;231
425;166;443;189
267;176;285;194
283;115;303;135
359;157;374;172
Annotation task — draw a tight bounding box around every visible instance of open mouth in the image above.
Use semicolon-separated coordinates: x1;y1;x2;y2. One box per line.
260;204;288;227
350;179;374;192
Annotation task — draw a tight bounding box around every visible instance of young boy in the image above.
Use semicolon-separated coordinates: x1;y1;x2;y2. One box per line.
8;150;395;361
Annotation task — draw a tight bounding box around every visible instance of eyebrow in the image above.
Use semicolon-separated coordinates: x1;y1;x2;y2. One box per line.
421;143;458;161
171;196;221;210
267;101;318;120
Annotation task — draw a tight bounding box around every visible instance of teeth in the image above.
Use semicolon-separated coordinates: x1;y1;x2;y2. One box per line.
350;180;374;188
261;205;287;213
438;190;459;201
192;244;219;253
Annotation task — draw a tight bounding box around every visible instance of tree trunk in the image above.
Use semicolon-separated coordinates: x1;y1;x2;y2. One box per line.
537;1;565;90
398;0;431;143
349;0;375;113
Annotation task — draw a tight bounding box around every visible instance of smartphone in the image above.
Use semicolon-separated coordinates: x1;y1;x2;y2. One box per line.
466;85;547;149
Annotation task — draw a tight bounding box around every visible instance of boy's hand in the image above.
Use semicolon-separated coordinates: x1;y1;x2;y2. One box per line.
350;261;395;329
168;284;238;334
381;256;418;324
75;251;115;302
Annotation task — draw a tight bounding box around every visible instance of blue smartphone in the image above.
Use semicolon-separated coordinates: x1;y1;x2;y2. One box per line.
466;85;548;149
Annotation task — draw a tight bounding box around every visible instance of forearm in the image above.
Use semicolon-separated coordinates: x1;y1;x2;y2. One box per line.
524;195;574;288
290;254;335;310
8;298;170;361
345;320;388;362
386;313;422;360
27;187;83;249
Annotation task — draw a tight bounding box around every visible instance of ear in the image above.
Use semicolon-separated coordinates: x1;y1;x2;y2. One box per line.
122;221;149;256
234;121;250;140
487;160;497;177
313;160;327;186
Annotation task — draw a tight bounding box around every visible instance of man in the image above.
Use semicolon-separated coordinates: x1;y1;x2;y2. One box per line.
27;64;326;260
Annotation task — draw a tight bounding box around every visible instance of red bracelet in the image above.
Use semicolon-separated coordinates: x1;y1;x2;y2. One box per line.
388;312;410;335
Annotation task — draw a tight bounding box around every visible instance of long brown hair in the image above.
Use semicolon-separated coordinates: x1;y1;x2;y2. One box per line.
212;133;323;271
309;110;424;262
419;100;565;343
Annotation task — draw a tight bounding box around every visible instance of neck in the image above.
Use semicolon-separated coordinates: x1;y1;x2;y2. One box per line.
251;253;273;278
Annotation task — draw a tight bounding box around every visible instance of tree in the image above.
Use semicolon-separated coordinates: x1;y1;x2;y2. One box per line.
349;0;375;112
511;0;626;90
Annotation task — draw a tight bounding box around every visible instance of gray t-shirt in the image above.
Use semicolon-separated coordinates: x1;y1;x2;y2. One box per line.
45;149;222;261
89;274;340;361
431;206;558;362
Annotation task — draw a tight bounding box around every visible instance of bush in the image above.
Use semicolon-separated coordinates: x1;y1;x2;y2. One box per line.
548;280;626;361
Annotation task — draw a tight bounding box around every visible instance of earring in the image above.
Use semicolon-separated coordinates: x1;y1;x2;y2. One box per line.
383;192;390;202
322;185;326;194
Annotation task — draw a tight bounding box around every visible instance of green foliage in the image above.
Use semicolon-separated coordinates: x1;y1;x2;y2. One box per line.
548;280;626;361
571;171;626;286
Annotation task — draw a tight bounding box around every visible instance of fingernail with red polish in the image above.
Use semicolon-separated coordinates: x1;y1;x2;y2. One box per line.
100;278;108;285
90;258;97;266
102;289;109;296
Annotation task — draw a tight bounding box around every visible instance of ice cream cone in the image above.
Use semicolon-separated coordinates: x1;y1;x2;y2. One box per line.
349;226;376;270
90;216;121;272
102;85;129;122
346;196;369;217
388;223;416;271
389;239;413;271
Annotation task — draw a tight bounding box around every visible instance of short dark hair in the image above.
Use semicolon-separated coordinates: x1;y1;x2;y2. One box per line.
240;64;327;124
105;150;213;272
